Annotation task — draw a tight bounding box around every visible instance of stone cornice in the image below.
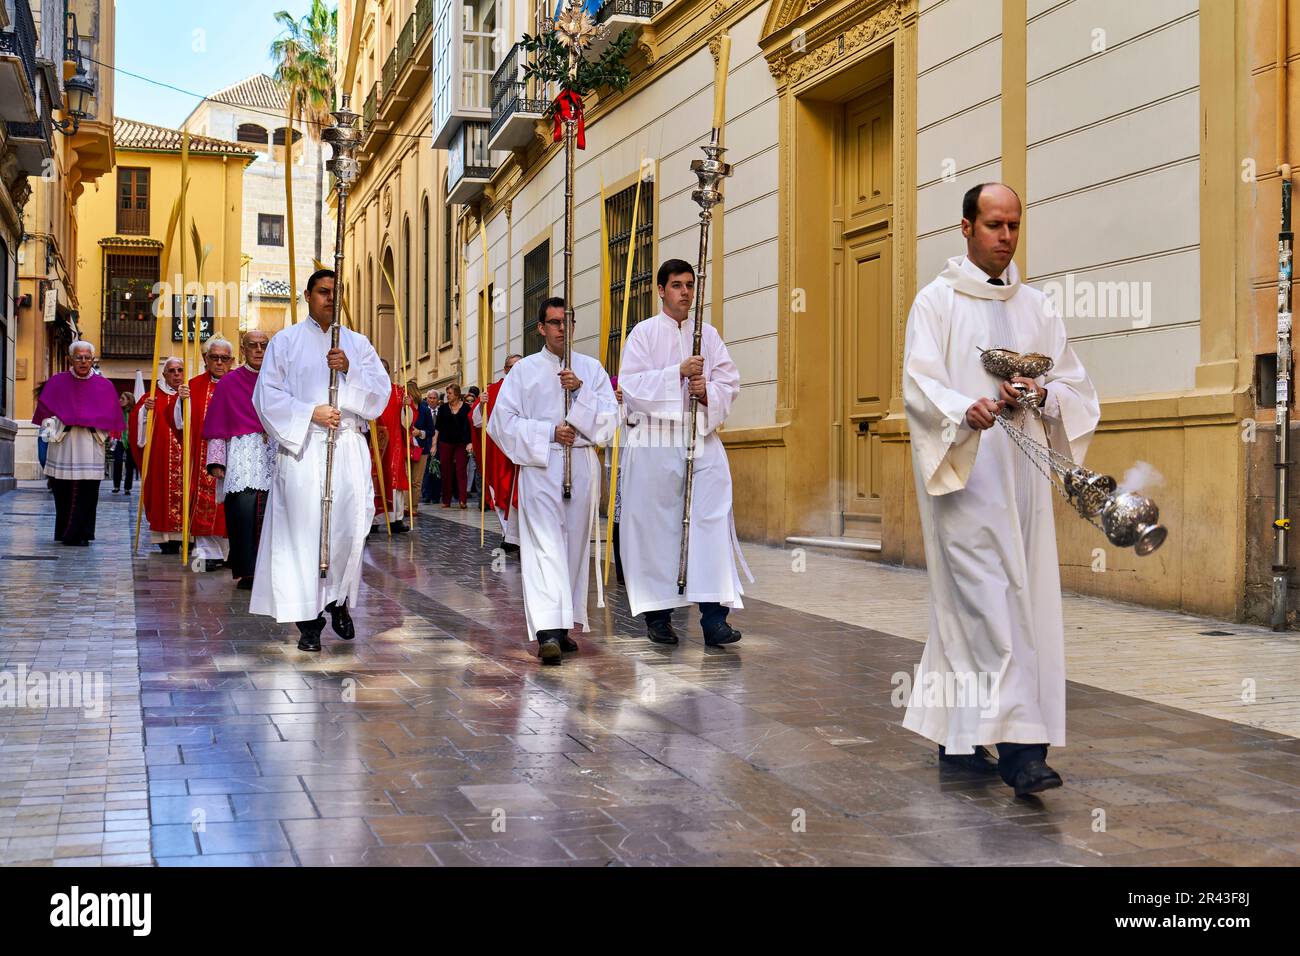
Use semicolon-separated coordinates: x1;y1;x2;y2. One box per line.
761;0;915;90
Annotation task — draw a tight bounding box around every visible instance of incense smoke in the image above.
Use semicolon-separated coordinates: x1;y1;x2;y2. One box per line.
1117;460;1164;495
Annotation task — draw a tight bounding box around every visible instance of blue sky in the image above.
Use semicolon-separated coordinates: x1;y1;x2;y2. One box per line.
114;0;317;129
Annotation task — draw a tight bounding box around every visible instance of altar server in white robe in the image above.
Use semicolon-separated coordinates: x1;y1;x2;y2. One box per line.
618;258;752;648
250;269;391;651
902;183;1099;797
489;297;618;664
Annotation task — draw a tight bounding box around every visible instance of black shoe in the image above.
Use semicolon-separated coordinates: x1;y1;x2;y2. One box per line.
1012;759;1063;798
236;576;254;590
159;541;182;555
296;631;322;652
392;520;410;534
556;632;578;653
646;619;679;645
938;745;1000;774
537;635;562;665
326;601;355;641
502;542;519;555
703;622;742;647
111;488;119;494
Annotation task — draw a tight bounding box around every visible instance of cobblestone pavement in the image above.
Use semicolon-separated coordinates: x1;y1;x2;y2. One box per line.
3;484;1300;866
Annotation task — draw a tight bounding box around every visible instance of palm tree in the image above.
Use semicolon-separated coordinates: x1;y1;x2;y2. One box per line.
270;2;337;317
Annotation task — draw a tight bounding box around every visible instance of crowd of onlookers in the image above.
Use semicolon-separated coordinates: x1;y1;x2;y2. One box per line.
411;383;480;508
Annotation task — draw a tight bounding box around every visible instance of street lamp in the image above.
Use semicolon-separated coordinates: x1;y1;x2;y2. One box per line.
52;64;94;135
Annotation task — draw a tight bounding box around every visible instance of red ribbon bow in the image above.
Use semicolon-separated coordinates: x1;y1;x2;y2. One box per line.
551;90;586;150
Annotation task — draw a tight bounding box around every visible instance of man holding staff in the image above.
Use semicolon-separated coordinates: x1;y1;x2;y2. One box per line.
131;357;189;553
618;260;749;647
249;270;390;651
488;298;617;664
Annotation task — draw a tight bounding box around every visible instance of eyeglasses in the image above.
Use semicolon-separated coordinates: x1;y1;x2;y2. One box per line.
243;343;268;351
208;354;234;362
541;319;570;329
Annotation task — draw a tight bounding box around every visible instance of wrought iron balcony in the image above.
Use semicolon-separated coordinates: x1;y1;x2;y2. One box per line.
488;43;550;151
363;82;377;130
7;88;53;175
398;13;414;65
447;120;494;205
382;48;397;100
416;0;432;37
595;0;662;21
588;0;662;57
0;0;39;122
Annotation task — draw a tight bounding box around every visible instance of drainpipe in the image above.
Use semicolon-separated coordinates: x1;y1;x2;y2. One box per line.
1273;0;1293;631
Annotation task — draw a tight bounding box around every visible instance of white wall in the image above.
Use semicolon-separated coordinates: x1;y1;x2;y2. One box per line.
915;0;1002;286
464;4;781;428
1025;0;1200;398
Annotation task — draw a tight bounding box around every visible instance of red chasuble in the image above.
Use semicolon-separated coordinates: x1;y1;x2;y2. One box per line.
477;379;518;513
130;391;184;534
184;372;227;538
372;384;413;512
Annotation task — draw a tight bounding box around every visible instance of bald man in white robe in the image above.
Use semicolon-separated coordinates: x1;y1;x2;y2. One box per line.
902;183;1099;798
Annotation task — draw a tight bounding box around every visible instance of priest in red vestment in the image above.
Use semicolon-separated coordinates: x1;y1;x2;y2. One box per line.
370;360;415;533
472;354;522;549
184;337;233;569
131;357;188;553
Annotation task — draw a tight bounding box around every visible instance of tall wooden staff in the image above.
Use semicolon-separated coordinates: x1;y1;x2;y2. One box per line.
677;35;732;595
603;163;645;585
318;96;362;577
380;262;414;528
179;131;193;569
134;193;186;552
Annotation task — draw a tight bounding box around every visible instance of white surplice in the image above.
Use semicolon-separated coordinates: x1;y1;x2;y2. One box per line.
488;348;618;639
617;311;752;616
250;319;390;623
902;256;1100;754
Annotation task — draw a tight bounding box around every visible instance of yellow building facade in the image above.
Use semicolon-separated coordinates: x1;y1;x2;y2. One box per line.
8;0;115;482
68;118;253;398
432;0;1294;626
338;0;459;392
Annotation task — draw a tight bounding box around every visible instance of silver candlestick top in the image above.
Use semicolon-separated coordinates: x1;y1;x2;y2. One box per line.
690;143;732;213
323;95;362;187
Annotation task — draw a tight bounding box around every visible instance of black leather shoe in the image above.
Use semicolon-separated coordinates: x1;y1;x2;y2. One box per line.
159;541;181;555
703;623;742;646
236;576;254;590
502;542;520;555
647;620;679;645
556;632;578;653
392;520;410;534
326;601;355;641
1012;759;1063;798
939;745;1000;774
538;636;562;665
297;630;322;652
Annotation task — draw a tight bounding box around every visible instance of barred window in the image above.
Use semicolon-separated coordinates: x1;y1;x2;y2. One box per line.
522;240;550;356
604;178;654;374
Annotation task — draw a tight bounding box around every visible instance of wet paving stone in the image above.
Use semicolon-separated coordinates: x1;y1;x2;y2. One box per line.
2;484;1299;866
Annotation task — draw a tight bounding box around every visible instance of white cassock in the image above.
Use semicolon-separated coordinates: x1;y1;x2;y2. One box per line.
250;319;390;623
902;255;1100;754
618;311;752;616
488;348;618;638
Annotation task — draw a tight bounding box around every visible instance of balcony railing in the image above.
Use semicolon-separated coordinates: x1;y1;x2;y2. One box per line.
595;0;662;22
416;0;432;37
490;43;550;149
116;206;149;236
398;14;414;66
363;82;377;130
0;0;38;97
382;48;397;99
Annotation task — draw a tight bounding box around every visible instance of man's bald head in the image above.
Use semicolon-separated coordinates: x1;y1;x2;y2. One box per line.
961;182;1021;280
